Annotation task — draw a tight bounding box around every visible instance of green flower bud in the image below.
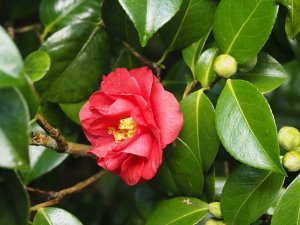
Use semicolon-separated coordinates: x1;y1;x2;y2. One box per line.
282;151;300;172
238;56;257;73
278;126;300;151
214;54;238;78
208;202;222;218
204;218;226;225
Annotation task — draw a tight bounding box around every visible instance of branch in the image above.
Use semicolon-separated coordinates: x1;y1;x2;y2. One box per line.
122;41;162;79
30;170;107;211
36;114;68;150
30;132;91;156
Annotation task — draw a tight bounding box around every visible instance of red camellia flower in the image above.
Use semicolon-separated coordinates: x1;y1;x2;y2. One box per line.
80;67;183;185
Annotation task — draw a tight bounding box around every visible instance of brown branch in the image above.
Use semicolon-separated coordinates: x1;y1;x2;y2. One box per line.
30;170;107;211
122;41;162;79
30;132;91;156
36;114;68;150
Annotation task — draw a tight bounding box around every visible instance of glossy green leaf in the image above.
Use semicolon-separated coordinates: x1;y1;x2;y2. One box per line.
182;30;211;78
22;145;68;184
33;207;83;225
60;101;85;125
18;75;40;119
221;165;284;225
102;0;140;49
162;60;191;100
278;0;300;38
24;50;50;82
40;0;102;36
160;0;216;50
272;174;300;225
118;0;182;46
237;53;288;93
36;23;110;103
152;90;219;197
215;79;285;174
0;169;29;225
0;26;24;88
152;139;204;197
213;0;278;64
195;47;219;88
0;88;29;170
180;90;219;171
146;197;208;225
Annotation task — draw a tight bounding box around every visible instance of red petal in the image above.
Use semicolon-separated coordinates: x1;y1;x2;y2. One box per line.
122;132;153;157
150;78;183;147
142;140;162;180
103;152;127;171
101;68;142;96
120;155;144;185
129;67;153;99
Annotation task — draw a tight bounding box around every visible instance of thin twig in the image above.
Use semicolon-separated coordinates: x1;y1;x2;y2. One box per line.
209;76;221;89
14;24;41;33
27;187;56;196
182;80;199;99
30;170;107;211
122;41;162;79
30;132;91;156
36;114;68;151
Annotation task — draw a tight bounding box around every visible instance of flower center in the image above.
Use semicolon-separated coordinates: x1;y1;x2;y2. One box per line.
108;117;137;142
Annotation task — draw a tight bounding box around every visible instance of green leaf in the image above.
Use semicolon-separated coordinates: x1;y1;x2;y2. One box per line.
278;0;300;38
215;79;285;174
0;169;29;225
18;75;40;119
160;0;216;50
22;146;68;184
118;0;182;47
221;165;284;225
182;30;211;78
36;23;110;103
237;53;288;93
213;0;278;64
102;0;140;49
180;90;219;171
152;90;219;197
162;60;192;101
24;50;51;82
40;0;102;36
0;88;29;170
0;26;24;88
271;174;300;225
146;197;208;225
59;101;85;125
152;139;204;197
33;207;83;225
195;47;219;88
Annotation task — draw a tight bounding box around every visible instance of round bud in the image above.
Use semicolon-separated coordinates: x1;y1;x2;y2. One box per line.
208;202;222;218
204;218;225;225
238;56;257;72
282;151;300;172
278;126;300;151
214;54;238;78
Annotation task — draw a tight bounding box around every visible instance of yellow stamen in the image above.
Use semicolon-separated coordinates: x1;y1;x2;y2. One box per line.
108;117;137;142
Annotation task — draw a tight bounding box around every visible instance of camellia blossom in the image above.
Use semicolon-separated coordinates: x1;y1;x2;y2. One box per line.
80;67;183;185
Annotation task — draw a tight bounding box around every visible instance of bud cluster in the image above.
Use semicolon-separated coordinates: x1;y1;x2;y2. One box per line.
278;126;300;172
